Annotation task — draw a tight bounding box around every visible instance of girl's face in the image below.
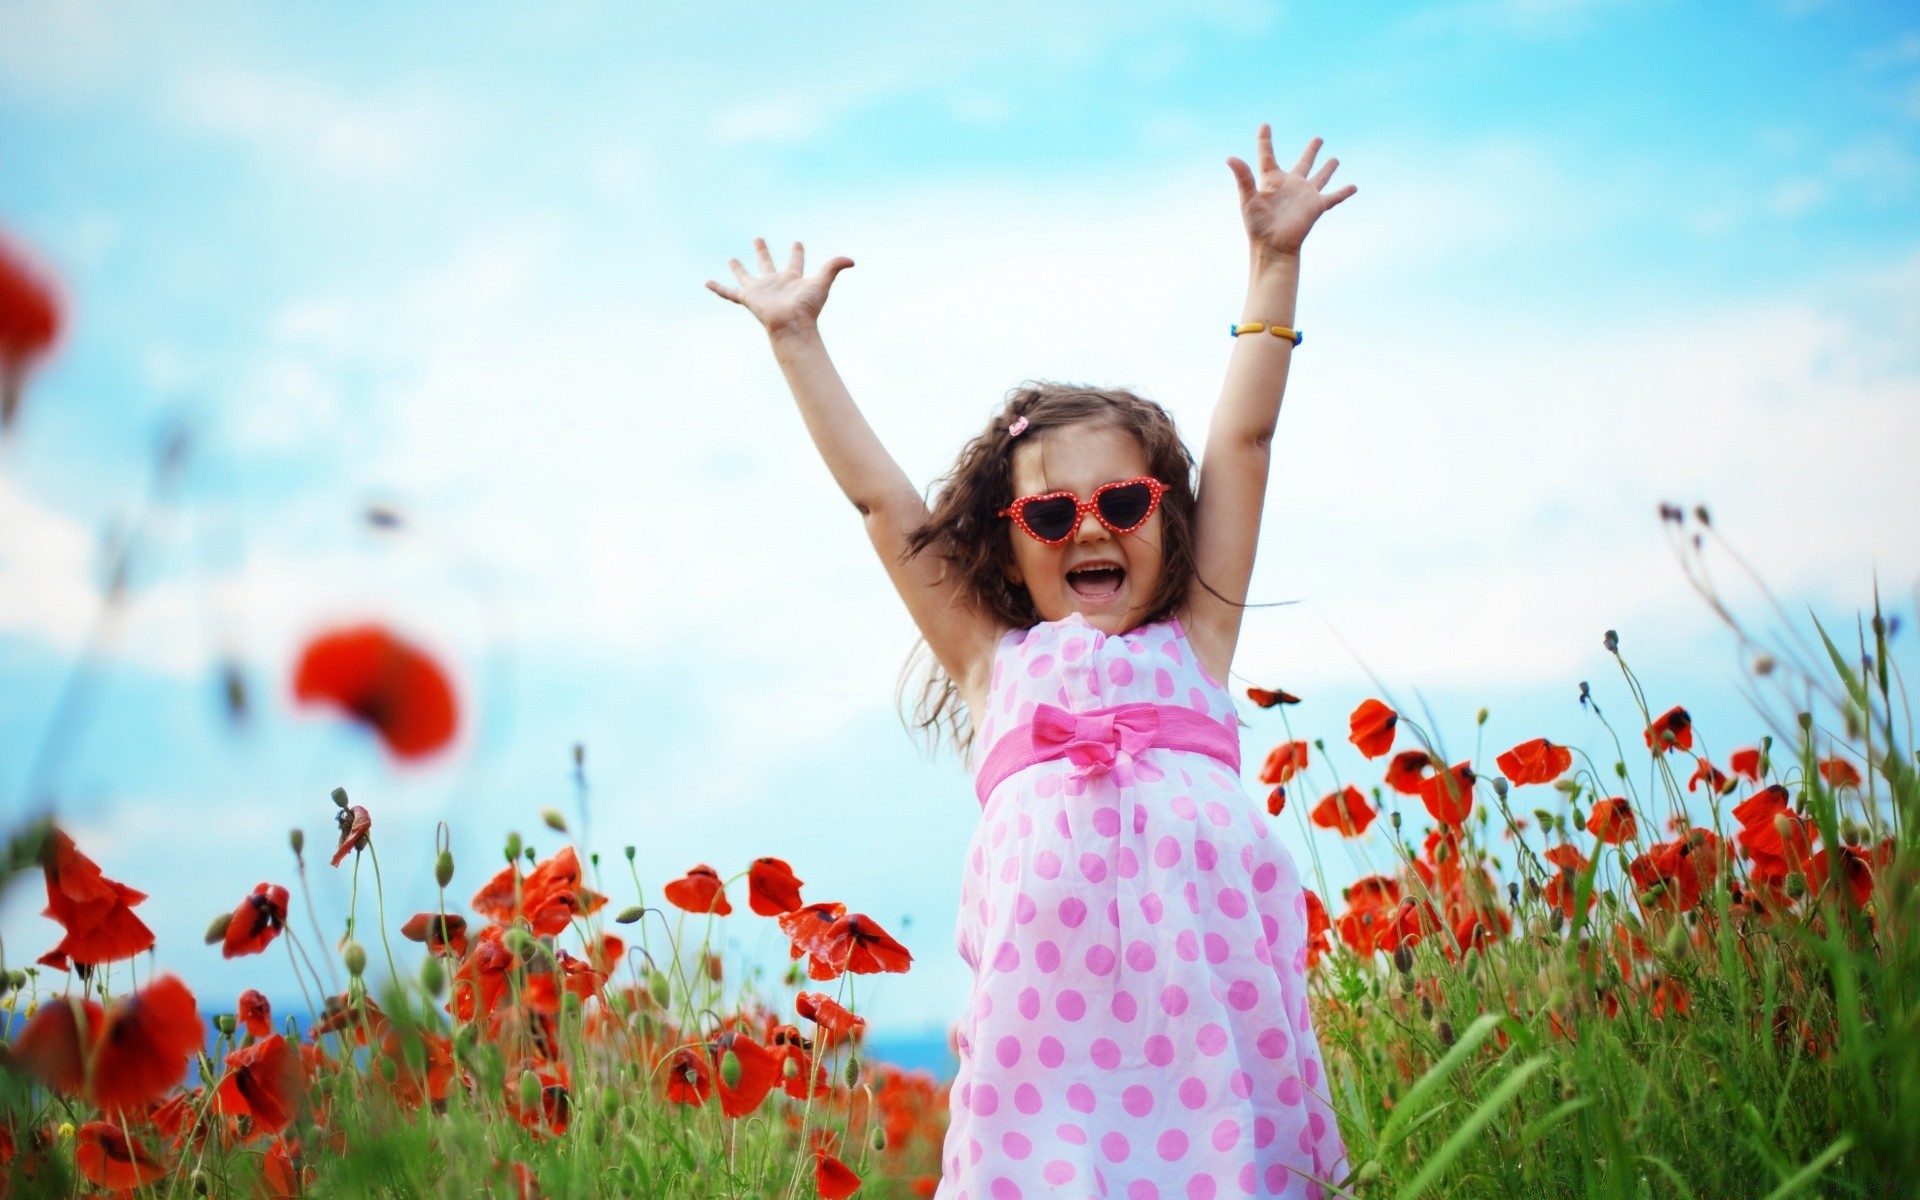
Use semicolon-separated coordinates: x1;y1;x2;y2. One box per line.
1004;421;1166;637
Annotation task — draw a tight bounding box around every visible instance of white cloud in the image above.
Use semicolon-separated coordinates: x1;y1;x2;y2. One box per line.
163;70;465;180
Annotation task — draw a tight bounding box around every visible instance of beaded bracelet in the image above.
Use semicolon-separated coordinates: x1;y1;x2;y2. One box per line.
1229;321;1302;346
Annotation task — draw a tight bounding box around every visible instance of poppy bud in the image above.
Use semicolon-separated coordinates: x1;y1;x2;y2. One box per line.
289;828;305;855
600;1087;621;1120
1662;922;1687;959
1419;995;1432;1020
1754;654;1775;676
518;1069;542;1113
1356;1162;1381;1185
871;1127;887;1151
1602;630;1619;653
719;1049;743;1089
504;832;522;862
785;963;805;988
541;808;568;833
379;1056;398;1083
1389;811;1401;830
435;850;454;889
343;941;367;977
624;845;636;862
1392;945;1413;975
1840;819;1862;844
214;1014;237;1035
648;969;671;1008
1796;712;1812;731
563;991;582;1019
205;911;233;944
1476;707;1488;726
706;953;723;982
845;1055;862;1088
420;955;446;997
616;905;644;924
1785;872;1806;898
1554;779;1580;796
1436;1020;1456;1047
332;786;350;810
783;1055;800;1080
1561;1080;1577;1101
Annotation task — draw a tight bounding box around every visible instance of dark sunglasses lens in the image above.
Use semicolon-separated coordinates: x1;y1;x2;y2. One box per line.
1021;496;1078;541
1097;482;1154;530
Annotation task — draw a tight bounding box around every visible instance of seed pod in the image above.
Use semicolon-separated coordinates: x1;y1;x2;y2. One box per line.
616;905;645;925
845;1055;862;1088
624;845;636;862
1603;630;1619;653
1785;872;1806;898
503;928;534;958
435;850;455;889
1392;945;1413;975
601;1087;621;1119
213;1014;237;1036
504;832;522;862
563;991;582;1019
289;828;305;855
1420;995;1432;1021
343;941;367;977
205;912;233;944
720;1050;743;1089
331;786;350;810
1357;1162;1381;1185
1476;707;1488;726
648;969;671;1008
379;1056;398;1083
1436;1020;1456;1047
783;1056;801;1080
1492;777;1508;799
518;1069;542;1113
871;1127;887;1151
420;955;446;997
541;808;568;833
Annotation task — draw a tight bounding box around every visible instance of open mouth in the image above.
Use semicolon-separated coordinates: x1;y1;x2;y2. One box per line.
1067;563;1126;601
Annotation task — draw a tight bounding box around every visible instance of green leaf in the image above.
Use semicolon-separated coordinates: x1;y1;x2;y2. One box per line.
1375;1011;1508;1151
1392;1055;1552;1200
1758;1134;1853;1200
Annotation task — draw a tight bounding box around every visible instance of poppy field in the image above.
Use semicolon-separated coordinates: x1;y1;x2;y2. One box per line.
3;233;1918;1200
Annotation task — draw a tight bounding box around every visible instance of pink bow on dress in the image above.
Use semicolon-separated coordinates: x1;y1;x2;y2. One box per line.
1031;702;1161;789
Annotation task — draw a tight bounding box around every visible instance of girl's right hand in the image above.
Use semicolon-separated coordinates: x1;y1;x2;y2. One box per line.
705;238;854;335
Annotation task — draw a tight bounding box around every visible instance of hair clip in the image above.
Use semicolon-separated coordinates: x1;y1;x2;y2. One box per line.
1007;416;1030;438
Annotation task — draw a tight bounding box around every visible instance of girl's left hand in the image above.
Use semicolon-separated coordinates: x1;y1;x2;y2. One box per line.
1226;125;1356;258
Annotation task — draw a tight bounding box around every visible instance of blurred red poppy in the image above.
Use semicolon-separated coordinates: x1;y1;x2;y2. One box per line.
1303;889;1331;967
224;883;290;958
1383;750;1434;796
40;829;154;968
819;913;912;975
12;974;202;1114
747;857;805;916
238;989;273;1039
779;901;848;980
400;912;470;957
1809;844;1874;908
0;232;62;432
664;864;732;915
1643;706;1692;755
293;625;458;760
710;1031;783;1118
796;991;865;1043
664;1046;712;1106
1586;798;1637;845
1495;738;1570;786
1245;686;1300;708
520;847;608;935
816;1149;862;1200
1310;786;1377;837
1687;761;1734;795
75;1122;165;1191
1258;741;1309;785
1347;699;1397;759
1729;747;1763;782
1817;757;1862;789
1265;786;1286;817
216;1034;305;1134
331;806;372;868
1419;762;1476;826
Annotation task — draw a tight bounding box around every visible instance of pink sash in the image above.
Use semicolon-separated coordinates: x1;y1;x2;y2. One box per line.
974;700;1241;807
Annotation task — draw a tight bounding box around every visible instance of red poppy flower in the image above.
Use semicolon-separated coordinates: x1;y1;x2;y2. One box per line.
1544;844;1589;873
238;989;273;1039
1729;747;1762;783
779;901;849;979
1543;869;1595;918
1650;977;1691;1020
379;1029;454;1107
224;882;290;958
1732;783;1791;834
664;864;732;916
1244;686;1300;708
1310;786;1377;837
820;912;913;975
748;857;805;916
400;912;470;957
519;847;609;936
664;1045;712;1106
1383;749;1435;796
1265;786;1286;816
1817;757;1863;789
1347;699;1397;759
0;232;62;432
40;829;154;967
710;1031;783;1118
1809;845;1874;909
1628;828;1722;911
816;1149;863;1200
796;991;866;1043
14;974;203;1113
74;1122;165;1191
293;624;458;760
589;931;624;974
260;1137;306;1200
1375;898;1442;953
216;1034;305;1134
1586;798;1637;845
1258;741;1309;785
1303;889;1331;967
1643;706;1692;755
1344;875;1401;911
470;863;521;924
1419;762;1476;826
1686;761;1733;795
1495;738;1571;786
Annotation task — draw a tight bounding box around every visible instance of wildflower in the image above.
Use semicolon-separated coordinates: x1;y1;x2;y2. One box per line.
0;231;62;432
1809;844;1874;909
664;864;733;915
664;1045;713;1106
238;989;273;1038
1817;757;1863;789
331;806;373;868
1310;786;1377;837
1419;762;1476;826
1729;747;1763;782
796;991;866;1044
1244;686;1300;708
1495;738;1571;785
1303;889;1331;967
401;912;471;957
1541;845;1595;918
815;1148;863;1200
1650;977;1690;1020
1643;706;1692;755
818;913;913;975
748;857;806;915
1347;699;1397;759
292;624;459;760
1383;749;1435;795
710;1031;783;1117
40;828;154;968
1585;797;1637;845
1686;761;1734;795
1258;740;1309;785
74;1122;166;1191
223;882;290;958
1629;828;1723;912
10;974;202;1114
779;901;849;979
1265;786;1286;816
215;1034;304;1134
520;847;608;935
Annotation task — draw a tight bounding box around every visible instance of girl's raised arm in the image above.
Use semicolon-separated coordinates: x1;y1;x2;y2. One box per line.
707;240;1004;696
1186;127;1355;678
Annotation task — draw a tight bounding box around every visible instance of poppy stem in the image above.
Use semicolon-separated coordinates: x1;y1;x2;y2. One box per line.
364;840;402;986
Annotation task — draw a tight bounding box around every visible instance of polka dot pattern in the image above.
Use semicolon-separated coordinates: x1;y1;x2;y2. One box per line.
941;613;1346;1200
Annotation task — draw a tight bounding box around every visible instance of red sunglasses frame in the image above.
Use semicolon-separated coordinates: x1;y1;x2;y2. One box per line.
998;477;1169;545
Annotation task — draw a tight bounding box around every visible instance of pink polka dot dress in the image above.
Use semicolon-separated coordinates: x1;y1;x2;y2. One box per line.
937;612;1346;1200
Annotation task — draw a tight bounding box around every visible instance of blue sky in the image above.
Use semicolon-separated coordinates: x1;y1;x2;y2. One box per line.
2;0;1917;1041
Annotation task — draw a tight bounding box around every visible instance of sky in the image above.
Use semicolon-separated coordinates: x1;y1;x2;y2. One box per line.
1;0;1917;1045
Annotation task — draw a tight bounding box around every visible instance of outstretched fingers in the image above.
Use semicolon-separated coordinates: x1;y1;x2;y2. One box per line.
1322;183;1358;210
814;256;855;287
1226;156;1257;205
705;278;744;303
1292;136;1324;178
1256;124;1281;178
727;257;751;284
753;237;777;273
1310;157;1340;190
788;241;805;274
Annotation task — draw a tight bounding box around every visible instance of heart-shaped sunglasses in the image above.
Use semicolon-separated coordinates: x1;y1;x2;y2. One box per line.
998;477;1168;545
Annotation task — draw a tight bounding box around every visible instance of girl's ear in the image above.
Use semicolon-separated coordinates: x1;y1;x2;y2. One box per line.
1003;559;1024;587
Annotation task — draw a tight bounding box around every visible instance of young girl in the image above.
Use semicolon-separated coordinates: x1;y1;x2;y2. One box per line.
709;125;1354;1200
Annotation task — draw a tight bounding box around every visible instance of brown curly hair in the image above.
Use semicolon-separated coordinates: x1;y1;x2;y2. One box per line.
896;381;1201;761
